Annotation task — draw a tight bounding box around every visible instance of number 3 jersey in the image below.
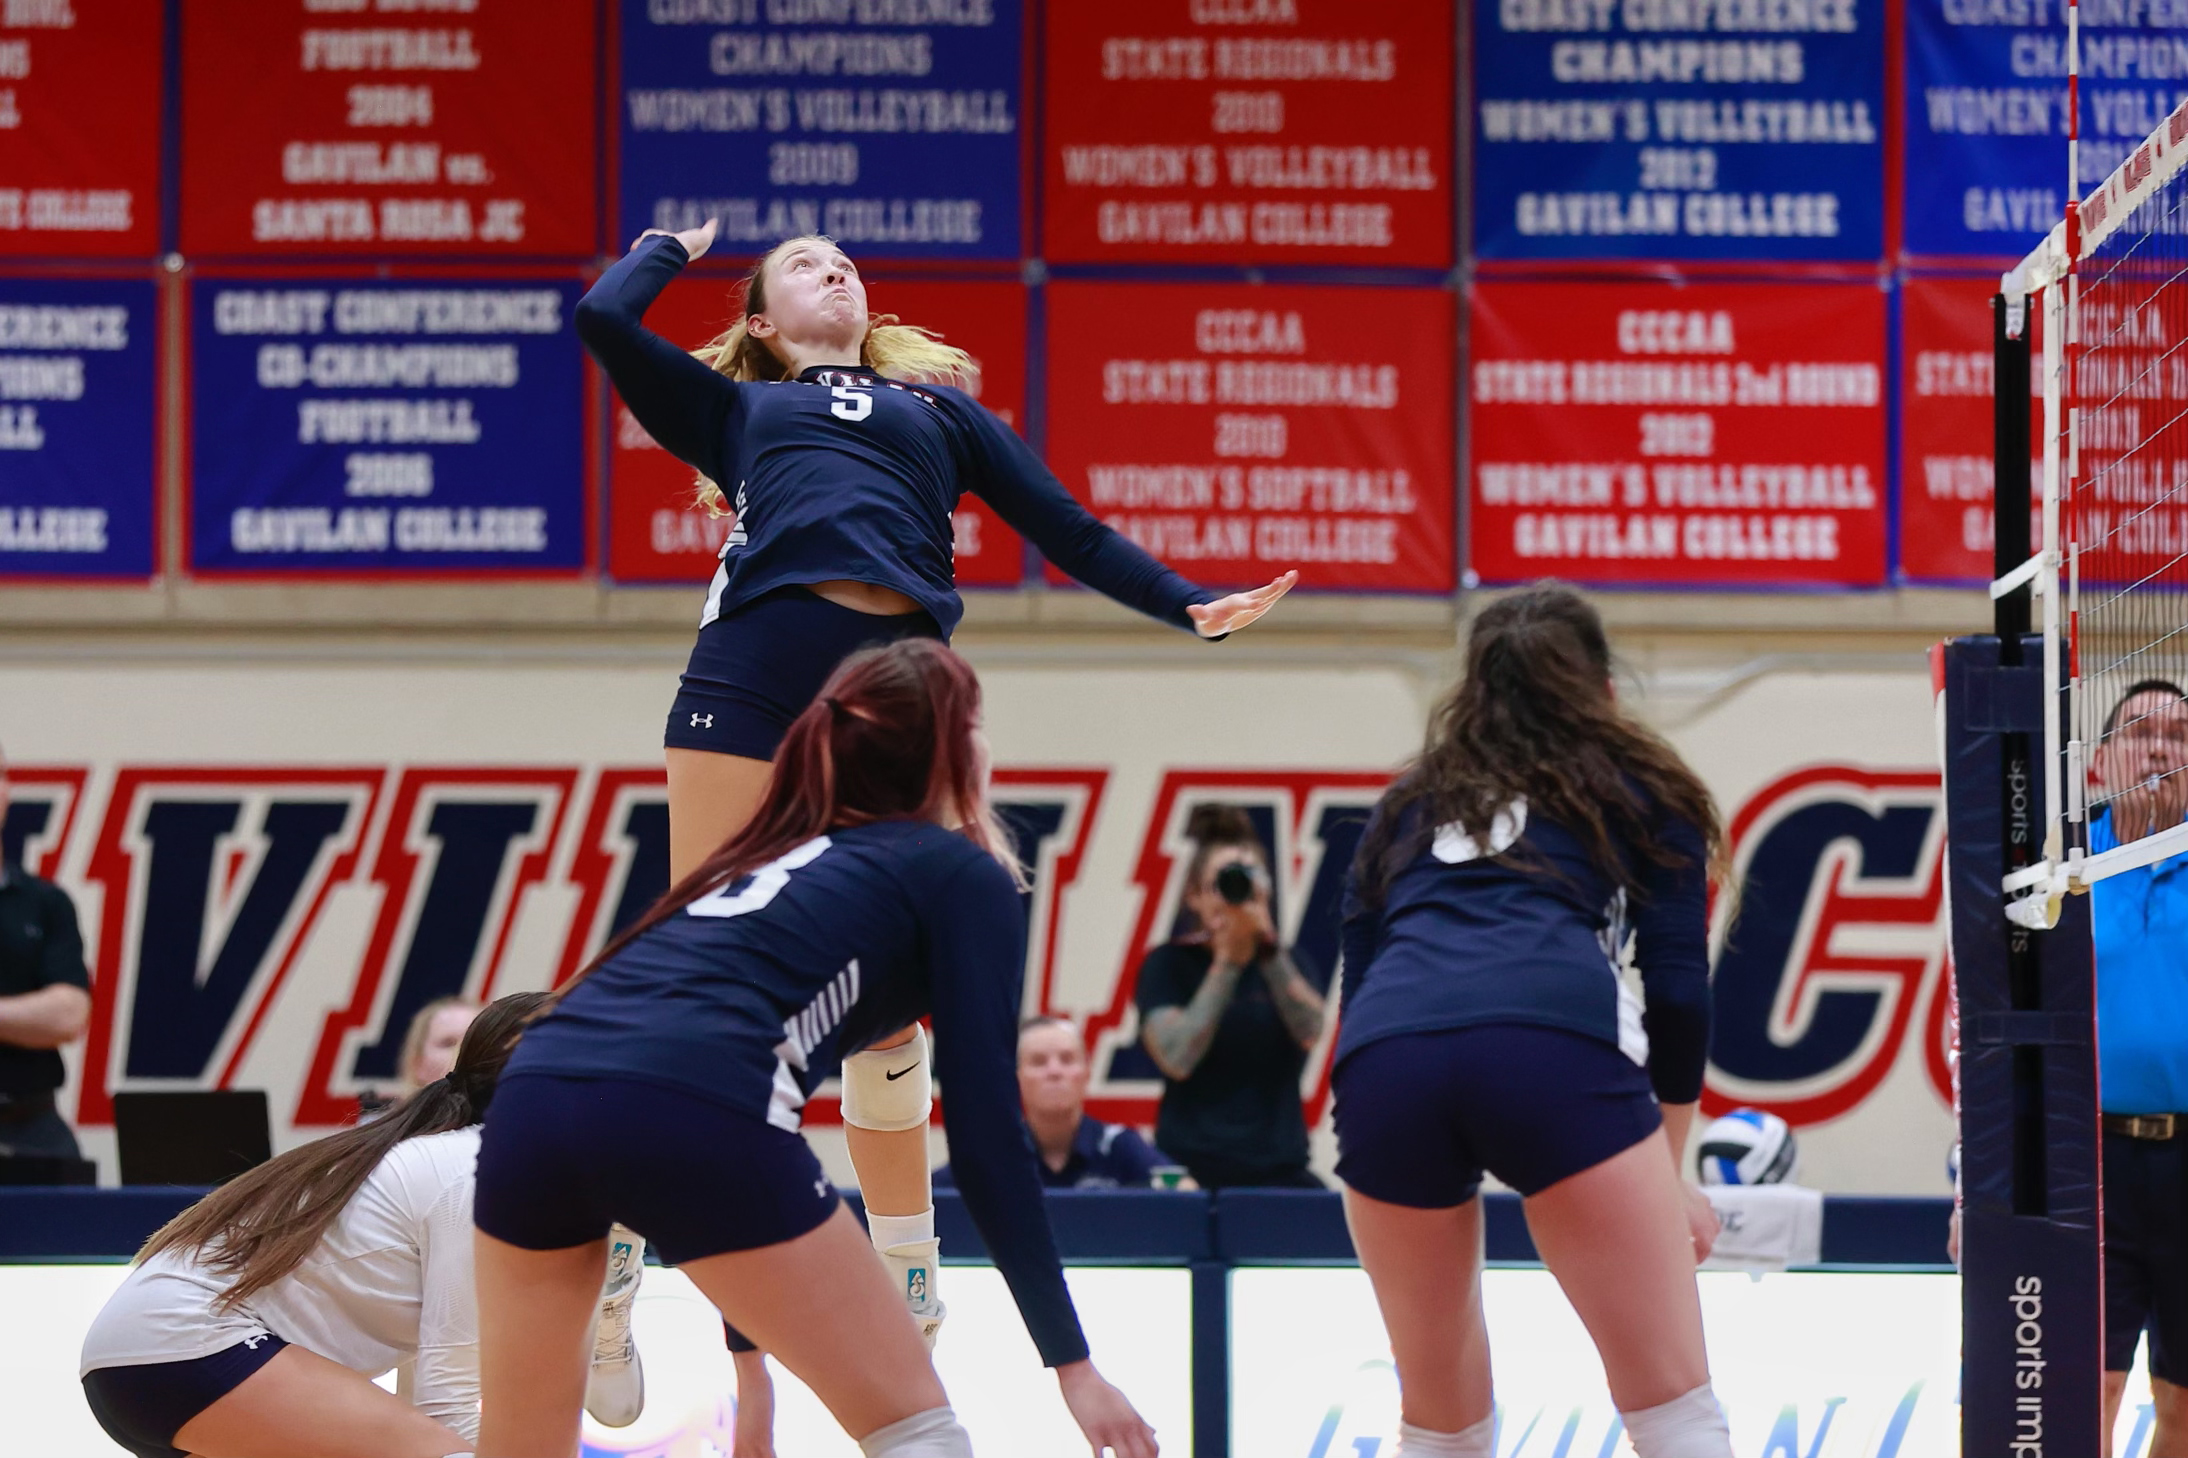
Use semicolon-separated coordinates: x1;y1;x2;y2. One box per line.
506;817;1092;1366
576;235;1220;637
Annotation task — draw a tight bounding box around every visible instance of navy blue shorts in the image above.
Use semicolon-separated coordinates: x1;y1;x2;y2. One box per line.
1332;1024;1663;1205
666;586;943;760
2103;1126;2188;1382
81;1336;289;1458
475;1073;840;1264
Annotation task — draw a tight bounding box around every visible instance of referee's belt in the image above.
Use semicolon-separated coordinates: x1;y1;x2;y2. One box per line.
2104;1113;2181;1140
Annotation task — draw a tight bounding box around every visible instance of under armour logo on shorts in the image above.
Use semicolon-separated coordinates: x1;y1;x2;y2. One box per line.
691;712;714;729
243;1333;267;1349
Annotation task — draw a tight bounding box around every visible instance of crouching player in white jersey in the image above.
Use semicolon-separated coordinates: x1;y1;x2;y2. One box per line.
1336;585;1732;1458
79;993;644;1458
470;640;1157;1458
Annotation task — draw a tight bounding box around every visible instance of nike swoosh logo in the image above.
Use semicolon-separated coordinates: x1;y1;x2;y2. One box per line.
884;1062;921;1081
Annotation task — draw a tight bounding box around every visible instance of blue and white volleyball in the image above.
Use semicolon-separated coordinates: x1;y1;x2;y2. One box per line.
1697;1108;1800;1186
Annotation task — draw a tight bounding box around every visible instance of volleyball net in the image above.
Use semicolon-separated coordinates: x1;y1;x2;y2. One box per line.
1998;95;2188;929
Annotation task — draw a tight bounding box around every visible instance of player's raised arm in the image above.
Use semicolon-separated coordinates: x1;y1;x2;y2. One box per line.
574;218;743;487
950;395;1294;639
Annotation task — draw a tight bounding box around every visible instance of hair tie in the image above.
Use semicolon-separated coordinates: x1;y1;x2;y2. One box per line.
822;696;849;719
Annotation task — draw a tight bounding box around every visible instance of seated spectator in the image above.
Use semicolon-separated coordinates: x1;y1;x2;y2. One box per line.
938;1017;1168;1190
361;999;481;1118
0;745;93;1167
400;998;481;1092
1135;805;1328;1190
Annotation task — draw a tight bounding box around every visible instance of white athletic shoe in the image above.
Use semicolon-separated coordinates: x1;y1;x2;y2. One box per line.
879;1236;947;1350
584;1225;646;1427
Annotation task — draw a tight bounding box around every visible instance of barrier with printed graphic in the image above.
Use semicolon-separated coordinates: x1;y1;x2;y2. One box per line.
1468;280;1888;588
186;273;591;575
178;0;599;257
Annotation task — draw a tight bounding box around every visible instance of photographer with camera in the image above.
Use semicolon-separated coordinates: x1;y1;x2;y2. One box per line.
1134;805;1328;1190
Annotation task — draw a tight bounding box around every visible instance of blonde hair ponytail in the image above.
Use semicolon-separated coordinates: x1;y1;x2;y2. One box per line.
688;235;979;516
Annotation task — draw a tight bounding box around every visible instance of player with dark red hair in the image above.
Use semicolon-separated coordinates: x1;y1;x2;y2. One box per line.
468;638;1156;1458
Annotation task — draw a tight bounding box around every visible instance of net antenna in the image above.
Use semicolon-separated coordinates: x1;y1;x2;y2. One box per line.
1997;42;2188;929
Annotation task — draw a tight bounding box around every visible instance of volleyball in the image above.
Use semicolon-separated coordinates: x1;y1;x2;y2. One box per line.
1697;1109;1801;1187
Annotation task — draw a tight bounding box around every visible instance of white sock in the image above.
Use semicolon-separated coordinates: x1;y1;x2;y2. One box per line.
868;1207;935;1251
858;1405;973;1458
1396;1413;1495;1457
1621;1383;1731;1458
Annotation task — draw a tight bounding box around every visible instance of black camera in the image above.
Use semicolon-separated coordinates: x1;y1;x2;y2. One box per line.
1213;862;1259;905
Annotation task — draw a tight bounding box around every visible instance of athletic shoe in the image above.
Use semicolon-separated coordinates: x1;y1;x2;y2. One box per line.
585;1224;646;1427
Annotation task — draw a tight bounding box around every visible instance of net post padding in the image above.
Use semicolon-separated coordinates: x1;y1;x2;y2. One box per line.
1942;636;2103;1458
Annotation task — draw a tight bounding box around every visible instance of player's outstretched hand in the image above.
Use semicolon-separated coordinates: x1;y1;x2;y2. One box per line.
1056;1359;1159;1458
1187;569;1298;639
633;215;719;261
1683;1182;1721;1266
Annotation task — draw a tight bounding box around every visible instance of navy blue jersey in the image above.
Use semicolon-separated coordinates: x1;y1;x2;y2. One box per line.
1337;796;1711;1104
576;237;1220;637
509;818;1089;1366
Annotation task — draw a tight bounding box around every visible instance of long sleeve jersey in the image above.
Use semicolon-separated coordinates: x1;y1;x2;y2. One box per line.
81;1128;485;1437
1338;796;1713;1105
509;818;1092;1367
575;236;1221;636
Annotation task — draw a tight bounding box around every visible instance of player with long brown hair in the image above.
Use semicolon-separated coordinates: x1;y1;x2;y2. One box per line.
1336;583;1731;1458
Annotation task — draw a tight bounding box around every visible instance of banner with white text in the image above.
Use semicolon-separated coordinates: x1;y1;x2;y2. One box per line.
1472;0;1885;261
617;0;1024;260
1042;0;1454;267
0;277;157;579
1043;281;1455;592
1469;280;1888;587
179;0;600;257
1903;0;2163;260
187;275;589;575
0;0;164;258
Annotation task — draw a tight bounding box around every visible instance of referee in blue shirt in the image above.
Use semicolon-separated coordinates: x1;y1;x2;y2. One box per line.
2090;679;2188;1454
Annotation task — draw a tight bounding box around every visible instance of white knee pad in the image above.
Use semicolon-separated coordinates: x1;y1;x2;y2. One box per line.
1396;1414;1495;1457
1621;1383;1732;1458
858;1405;973;1458
842;1027;931;1132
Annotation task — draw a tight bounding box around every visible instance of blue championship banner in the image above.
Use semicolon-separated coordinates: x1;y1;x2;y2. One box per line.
617;0;1024;260
0;277;157;579
1905;0;2171;259
1472;0;1885;262
188;277;587;575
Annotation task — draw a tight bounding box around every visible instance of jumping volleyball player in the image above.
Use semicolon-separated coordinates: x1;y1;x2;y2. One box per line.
469;640;1157;1458
1334;585;1731;1458
575;215;1294;1419
77;994;640;1458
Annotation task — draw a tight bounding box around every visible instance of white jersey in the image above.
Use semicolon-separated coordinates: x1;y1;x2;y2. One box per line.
80;1127;483;1438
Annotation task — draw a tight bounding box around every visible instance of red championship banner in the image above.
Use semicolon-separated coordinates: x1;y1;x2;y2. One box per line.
1043;281;1455;593
0;0;163;257
1469;282;1888;589
1900;277;2040;584
1042;0;1453;268
608;275;1027;586
179;0;597;257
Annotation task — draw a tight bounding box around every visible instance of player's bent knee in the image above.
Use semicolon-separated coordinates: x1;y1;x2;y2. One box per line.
1621;1383;1731;1458
843;1027;931;1132
858;1405;973;1457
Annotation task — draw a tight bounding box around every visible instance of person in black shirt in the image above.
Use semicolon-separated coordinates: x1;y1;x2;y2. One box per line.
1134;805;1327;1190
0;750;93;1164
936;1017;1168;1191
